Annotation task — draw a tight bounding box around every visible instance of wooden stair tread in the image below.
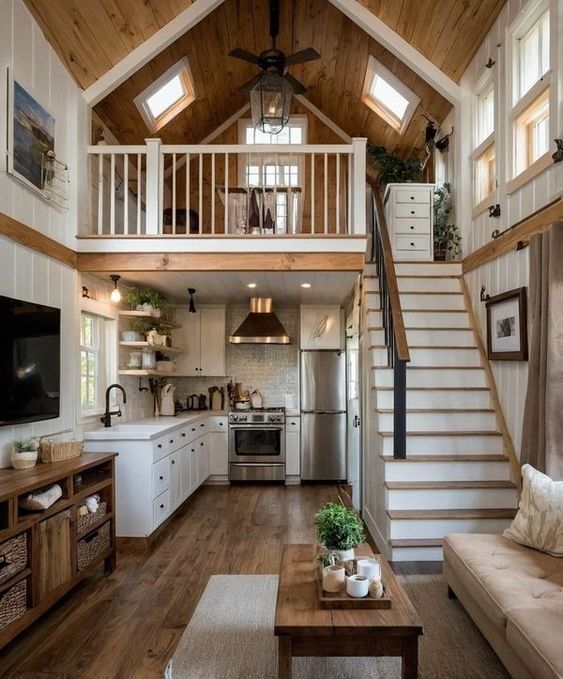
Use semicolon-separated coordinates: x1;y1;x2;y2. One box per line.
380;454;508;462
405;326;472;330
396;275;461;279
372;386;490;391
385;480;516;490
376;408;495;414
408;345;477;349
372;365;484;370
379;430;502;437
367;308;467;313
399;291;462;295
387;508;517;520
388;538;444;548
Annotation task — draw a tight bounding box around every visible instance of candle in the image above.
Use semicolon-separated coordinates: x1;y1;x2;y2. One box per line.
322;565;345;592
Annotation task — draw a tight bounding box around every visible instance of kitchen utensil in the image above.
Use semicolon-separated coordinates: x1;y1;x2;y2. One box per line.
187;394;199;410
198;394;207;410
234;401;251;410
141;350;156;370
160;383;176;416
211;387;223;411
251;389;263;409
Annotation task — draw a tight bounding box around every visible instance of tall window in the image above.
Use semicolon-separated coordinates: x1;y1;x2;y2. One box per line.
80;313;99;412
517;10;550;101
515;89;550;174
476;84;494;146
475;145;496;203
472;76;495;207
238;117;306;232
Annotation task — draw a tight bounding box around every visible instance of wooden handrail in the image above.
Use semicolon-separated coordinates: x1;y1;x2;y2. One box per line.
371;186;410;363
463;197;563;273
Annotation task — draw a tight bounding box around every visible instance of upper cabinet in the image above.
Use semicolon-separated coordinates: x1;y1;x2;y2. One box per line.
173;306;226;376
300;305;343;350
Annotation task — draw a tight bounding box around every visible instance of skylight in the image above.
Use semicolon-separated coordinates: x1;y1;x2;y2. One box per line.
134;58;195;133
362;56;420;134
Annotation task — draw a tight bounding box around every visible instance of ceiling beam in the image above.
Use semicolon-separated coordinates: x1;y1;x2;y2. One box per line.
82;0;227;106
295;95;352;143
328;0;461;107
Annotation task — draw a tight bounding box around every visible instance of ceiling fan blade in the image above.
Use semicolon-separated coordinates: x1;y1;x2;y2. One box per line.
239;73;264;93
229;48;261;65
284;74;307;95
285;48;321;66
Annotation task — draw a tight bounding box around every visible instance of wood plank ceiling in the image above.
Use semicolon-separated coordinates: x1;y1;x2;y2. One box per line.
26;0;507;155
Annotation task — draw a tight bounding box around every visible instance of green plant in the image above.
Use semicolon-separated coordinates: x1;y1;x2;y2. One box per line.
434;182;461;258
367;143;423;184
314;502;366;551
15;438;40;453
127;318;153;336
125;288;169;310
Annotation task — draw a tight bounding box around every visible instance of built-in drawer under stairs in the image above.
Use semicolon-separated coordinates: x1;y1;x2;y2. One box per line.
362;262;518;562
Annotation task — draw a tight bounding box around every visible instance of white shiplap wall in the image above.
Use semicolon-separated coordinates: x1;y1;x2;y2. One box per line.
456;0;563;457
0;236;78;467
0;0;89;248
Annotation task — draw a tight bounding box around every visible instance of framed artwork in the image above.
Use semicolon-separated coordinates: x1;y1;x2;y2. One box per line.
486;287;528;361
7;73;55;194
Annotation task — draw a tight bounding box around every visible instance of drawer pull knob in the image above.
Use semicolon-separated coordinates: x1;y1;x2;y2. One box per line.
219;422;223;426
169;440;174;444
192;428;196;431
157;444;162;449
171;460;175;465
410;210;415;214
410;225;414;229
200;442;204;446
159;475;164;480
0;557;10;570
160;504;164;509
181;433;186;437
200;423;204;427
410;242;415;246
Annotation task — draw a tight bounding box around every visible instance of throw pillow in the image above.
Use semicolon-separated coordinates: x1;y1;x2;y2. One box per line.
504;464;563;556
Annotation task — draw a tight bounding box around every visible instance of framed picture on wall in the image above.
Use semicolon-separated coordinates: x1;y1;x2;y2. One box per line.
6;71;55;194
486;287;528;361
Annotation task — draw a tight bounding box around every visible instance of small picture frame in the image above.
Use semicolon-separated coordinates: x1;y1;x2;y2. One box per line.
486;287;528;361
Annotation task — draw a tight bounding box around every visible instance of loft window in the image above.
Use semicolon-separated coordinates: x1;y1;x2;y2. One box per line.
134;58;195;133
516;10;550;102
474;144;496;204
476;83;494;146
515;88;550;175
362;56;420;134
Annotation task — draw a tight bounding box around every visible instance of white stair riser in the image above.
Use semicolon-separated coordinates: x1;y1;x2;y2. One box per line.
386;488;518;511
368;329;385;345
400;294;465;310
390;546;444;562
378;411;497;432
364;292;381;307
388;517;513;540
398;278;461;293
383;460;510;481
371;348;390;366
382;434;503;455
363;264;378;276
406;329;476;346
363;278;380;293
404;311;469;328
366;310;383;327
376;390;492;409
373;368;487;388
395;263;462;276
409;348;481;367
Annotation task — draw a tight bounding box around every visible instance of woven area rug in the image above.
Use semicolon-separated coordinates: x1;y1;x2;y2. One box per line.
166;574;509;678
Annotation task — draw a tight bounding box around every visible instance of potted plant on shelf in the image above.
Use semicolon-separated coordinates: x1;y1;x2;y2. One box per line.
121;318;150;342
367;143;423;185
12;438;40;469
314;502;366;561
125;288;168;317
434;182;461;261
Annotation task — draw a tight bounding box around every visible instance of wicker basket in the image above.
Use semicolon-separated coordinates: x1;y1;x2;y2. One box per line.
77;522;110;571
77;502;107;535
40;440;83;464
0;579;27;632
0;534;27;585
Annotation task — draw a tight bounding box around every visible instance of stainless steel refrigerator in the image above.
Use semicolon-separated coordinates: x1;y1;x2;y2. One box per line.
300;350;347;481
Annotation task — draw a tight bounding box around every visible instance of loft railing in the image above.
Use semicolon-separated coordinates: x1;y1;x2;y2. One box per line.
86;138;367;237
370;184;410;459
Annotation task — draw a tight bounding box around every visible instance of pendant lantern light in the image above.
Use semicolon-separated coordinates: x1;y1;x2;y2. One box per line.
110;275;121;304
250;72;292;135
188;288;197;314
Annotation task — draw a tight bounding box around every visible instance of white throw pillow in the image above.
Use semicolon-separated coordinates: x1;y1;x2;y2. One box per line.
504;464;563;557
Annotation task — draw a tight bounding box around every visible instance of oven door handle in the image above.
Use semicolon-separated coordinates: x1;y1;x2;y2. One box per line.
229;426;284;431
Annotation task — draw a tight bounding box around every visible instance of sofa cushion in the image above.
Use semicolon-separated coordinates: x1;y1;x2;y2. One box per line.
443;533;563;632
504;464;563;557
506;606;563;679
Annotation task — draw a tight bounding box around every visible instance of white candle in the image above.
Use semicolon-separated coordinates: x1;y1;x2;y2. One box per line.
346;574;370;598
356;557;382;580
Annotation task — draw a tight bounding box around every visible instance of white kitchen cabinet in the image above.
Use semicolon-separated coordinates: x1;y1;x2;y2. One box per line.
208;432;228;476
173;306;226;376
286;430;300;476
300;305;343;350
169;450;182;509
197;435;209;484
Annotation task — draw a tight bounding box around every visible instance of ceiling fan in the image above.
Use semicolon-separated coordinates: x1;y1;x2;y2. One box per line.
229;0;320;132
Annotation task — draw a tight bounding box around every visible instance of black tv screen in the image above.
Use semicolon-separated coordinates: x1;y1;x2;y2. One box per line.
0;295;61;426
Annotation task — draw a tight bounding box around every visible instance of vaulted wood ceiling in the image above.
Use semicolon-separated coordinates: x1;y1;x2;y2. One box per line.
26;0;507;155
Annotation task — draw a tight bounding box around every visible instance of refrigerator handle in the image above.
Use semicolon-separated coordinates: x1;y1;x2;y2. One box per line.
302;410;347;415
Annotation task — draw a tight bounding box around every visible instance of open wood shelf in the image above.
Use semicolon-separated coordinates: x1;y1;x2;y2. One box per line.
118;369;178;377
118;310;179;328
118;341;183;354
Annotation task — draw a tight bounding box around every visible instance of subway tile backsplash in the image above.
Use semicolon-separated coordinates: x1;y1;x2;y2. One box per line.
173;306;300;410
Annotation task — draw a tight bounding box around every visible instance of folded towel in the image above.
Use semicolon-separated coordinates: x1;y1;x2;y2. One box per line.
19;483;63;511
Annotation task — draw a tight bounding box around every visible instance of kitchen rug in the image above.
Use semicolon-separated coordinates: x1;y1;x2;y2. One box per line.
166;574;508;678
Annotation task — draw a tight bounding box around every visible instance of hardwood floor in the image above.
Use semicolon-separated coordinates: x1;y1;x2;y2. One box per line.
0;484;342;678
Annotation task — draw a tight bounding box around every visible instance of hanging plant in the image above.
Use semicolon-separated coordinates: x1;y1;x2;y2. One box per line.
366;143;423;184
433;183;461;260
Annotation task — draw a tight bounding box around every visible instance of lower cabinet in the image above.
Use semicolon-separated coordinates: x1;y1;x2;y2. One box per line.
36;510;72;601
286;431;300;475
208;431;228;475
169;450;182;509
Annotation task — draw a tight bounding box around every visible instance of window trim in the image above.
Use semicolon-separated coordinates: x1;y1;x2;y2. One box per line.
474;75;495;149
80;312;102;416
237;115;308;145
510;2;550;106
362;56;420;134
472;141;496;214
134;58;195;133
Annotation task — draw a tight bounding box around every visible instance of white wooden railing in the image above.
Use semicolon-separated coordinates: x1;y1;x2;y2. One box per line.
87;138;366;237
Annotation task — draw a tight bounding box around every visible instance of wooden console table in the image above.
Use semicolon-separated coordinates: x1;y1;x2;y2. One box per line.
275;544;423;678
0;452;117;648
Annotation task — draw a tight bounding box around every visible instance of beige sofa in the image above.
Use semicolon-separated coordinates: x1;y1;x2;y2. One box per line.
444;533;563;679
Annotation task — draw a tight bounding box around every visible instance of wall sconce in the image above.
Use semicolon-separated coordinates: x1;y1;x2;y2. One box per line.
480;286;491;302
488;204;501;218
110;275;121;303
435;127;454;154
82;286;90;299
485;57;495;69
553;139;563;163
188;288;197;313
422;114;438;144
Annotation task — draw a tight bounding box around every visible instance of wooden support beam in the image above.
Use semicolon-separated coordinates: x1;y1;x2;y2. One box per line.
82;0;226;105
0;212;77;269
76;252;365;273
463;198;563;273
328;0;461;106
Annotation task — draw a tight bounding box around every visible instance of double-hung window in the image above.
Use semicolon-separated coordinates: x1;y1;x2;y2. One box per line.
510;6;551;182
80;312;111;415
472;77;496;208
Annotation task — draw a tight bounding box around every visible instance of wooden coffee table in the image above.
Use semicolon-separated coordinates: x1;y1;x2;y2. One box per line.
274;544;423;678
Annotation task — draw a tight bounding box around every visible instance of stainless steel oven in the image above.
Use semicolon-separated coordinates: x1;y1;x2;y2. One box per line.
228;409;285;482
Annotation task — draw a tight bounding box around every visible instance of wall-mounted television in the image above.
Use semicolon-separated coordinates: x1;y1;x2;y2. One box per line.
0;295;61;426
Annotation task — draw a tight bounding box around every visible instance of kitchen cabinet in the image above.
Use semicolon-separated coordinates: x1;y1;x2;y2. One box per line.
36;510;72;601
169;450;182;509
286;417;301;476
208;416;228;477
173;306;226;376
300;305;343;350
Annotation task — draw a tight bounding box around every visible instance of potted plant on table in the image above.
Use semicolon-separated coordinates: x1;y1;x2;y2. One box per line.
434;182;461;261
314;502;366;561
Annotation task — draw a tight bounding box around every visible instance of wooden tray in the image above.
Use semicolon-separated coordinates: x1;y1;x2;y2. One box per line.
316;570;392;609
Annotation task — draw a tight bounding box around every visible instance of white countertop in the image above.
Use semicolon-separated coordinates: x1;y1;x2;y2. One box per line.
83;411;227;441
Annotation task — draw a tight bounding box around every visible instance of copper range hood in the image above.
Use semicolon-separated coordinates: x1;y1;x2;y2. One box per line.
229;298;291;344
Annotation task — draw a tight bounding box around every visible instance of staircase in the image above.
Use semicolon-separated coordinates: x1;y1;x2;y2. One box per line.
362;261;519;562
